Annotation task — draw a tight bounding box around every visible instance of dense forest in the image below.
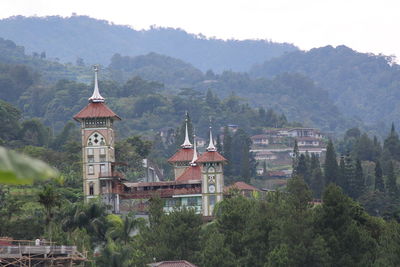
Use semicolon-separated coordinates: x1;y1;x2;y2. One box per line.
0;36;351;133
251;45;400;130
0;15;297;72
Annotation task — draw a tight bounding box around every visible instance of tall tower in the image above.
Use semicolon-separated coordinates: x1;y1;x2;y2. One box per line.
73;66;121;212
197;126;226;217
168;116;194;179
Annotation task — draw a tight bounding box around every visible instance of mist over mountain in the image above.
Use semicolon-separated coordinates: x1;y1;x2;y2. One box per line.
0;15;297;73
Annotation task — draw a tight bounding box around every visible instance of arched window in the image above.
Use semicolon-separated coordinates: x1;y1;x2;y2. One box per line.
87;132;106;146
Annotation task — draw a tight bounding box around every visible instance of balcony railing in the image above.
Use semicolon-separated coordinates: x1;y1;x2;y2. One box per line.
120;186;201;199
98;171;124;179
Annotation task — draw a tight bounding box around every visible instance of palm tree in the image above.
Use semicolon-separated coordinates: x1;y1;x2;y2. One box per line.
107;213;145;244
38;184;60;226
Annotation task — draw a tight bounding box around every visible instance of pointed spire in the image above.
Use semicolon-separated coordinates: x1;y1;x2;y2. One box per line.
190;133;198;166
207;123;217;152
88;65;105;103
181;113;192;148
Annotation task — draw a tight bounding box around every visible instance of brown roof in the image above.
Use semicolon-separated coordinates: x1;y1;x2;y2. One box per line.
168;148;194;163
176;165;201;182
227;181;259;191
73;102;121;120
148;261;197;267
296;136;320;141
196;151;227;163
251;134;268;139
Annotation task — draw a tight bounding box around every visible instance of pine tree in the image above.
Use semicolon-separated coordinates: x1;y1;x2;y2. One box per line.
222;126;233;178
386;161;398;197
292;139;300;173
351;159;365;199
262;160;268;177
383;123;400;161
308;154;324;198
295;154;309;183
324;140;338;185
216;134;222;152
338;155;346;190
310;154;320;172
311;167;324;199
240;145;250;183
375;160;385;192
344;155;355;196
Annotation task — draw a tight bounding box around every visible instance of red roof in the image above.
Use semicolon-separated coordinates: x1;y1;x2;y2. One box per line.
168;148;194;163
73;102;121;120
251;134;268;139
148;260;197;267
228;181;259;191
196;151;227;163
176;165;201;182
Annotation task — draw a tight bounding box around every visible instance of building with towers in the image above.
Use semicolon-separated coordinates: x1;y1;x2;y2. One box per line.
74;67;227;217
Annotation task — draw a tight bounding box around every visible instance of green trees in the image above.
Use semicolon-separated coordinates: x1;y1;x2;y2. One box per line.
139;198;203;264
324;140;338;185
386;161;398;197
375;160;385;191
228;129;256;184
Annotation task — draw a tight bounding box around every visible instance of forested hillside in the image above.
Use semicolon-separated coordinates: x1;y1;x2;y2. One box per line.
251;45;400;128
0;37;351;133
0;15;297;72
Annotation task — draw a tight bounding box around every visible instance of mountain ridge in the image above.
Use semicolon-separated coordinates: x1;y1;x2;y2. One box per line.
0;15;297;73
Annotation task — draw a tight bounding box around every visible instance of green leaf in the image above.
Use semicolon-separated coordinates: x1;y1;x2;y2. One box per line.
0;146;58;184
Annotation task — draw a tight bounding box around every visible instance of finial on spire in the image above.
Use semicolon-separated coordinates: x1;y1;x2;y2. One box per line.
181;112;193;148
190;133;198;166
207;119;217;152
88;65;105;103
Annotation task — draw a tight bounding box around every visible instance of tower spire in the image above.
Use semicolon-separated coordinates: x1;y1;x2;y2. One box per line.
190;133;198;166
89;65;105;103
181;112;193;148
207;120;217;152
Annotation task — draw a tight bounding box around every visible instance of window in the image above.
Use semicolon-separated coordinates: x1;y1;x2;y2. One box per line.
209;195;216;206
88;165;94;174
100;164;107;174
87;132;106;146
187;197;198;206
89;183;94;195
88;157;94;163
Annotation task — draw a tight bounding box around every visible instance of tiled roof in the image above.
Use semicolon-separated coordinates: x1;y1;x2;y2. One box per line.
227;181;259;191
168;148;194;163
196;151;227;163
251;134;268;139
176;165;201;182
296;136;320;141
148;260;197;267
73;102;121;120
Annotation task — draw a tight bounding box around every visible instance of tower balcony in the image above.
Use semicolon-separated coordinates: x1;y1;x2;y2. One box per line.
98;171;125;179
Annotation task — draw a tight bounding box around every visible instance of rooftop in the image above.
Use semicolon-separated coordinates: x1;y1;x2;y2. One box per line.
196;151;227;163
168;148;194;163
73;102;120;120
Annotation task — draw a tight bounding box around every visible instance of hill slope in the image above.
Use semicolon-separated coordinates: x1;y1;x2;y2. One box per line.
250;45;400;127
0;15;297;73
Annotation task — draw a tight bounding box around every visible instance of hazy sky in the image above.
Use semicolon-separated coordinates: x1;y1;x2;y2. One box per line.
1;0;399;58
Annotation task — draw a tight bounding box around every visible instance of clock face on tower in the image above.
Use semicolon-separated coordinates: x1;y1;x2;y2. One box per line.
208;184;216;193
